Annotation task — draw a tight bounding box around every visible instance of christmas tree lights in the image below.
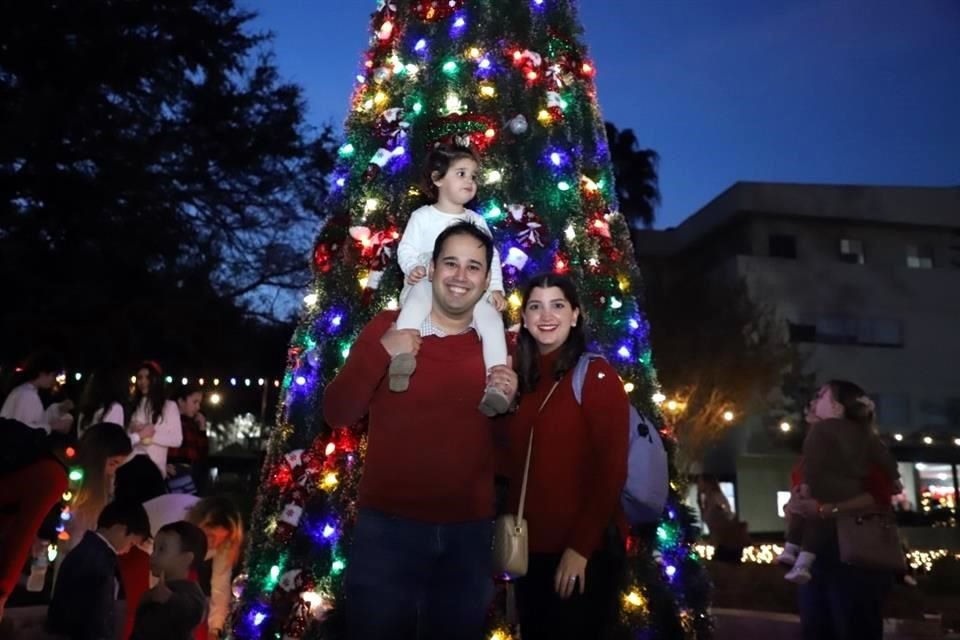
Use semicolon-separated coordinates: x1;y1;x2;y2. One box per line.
229;2;712;638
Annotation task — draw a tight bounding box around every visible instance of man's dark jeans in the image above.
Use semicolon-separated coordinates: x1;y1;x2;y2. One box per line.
345;508;494;640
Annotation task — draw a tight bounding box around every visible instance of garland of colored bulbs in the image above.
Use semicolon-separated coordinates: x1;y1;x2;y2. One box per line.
48;447;83;563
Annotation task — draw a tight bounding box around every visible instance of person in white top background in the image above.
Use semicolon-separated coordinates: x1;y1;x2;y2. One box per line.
114;361;180;506
392;143;510;416
0;351;73;435
76;368;139;438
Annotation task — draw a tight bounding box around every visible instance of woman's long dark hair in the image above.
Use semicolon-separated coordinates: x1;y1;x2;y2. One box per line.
131;360;166;424
79;369;130;425
514;273;587;394
825;379;875;429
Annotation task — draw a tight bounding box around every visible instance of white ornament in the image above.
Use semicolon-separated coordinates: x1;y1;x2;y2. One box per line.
367;270;384;290
279;503;304;528
504;247;529;271
278;569;303;593
507;114;528;135
284;450;304;470
369;148;393;168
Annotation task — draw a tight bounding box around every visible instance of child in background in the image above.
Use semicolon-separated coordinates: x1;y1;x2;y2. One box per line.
777;381;899;584
130;521;208;640
47;500;152;640
392;143;510;416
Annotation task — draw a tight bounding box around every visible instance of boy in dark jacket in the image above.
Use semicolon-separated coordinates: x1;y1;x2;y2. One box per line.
130;520;207;640
47;500;151;640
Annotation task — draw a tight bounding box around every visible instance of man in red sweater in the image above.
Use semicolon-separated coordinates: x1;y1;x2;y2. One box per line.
324;222;518;640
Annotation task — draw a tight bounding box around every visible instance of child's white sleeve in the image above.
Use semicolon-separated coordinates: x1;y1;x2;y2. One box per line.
397;209;429;275
471;214;504;292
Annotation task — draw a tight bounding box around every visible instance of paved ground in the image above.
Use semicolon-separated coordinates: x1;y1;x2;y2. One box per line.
5;605;949;640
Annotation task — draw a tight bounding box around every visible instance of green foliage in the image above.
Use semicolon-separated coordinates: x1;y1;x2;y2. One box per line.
0;0;335;369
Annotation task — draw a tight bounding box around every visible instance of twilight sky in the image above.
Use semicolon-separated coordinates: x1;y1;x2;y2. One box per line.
245;0;960;228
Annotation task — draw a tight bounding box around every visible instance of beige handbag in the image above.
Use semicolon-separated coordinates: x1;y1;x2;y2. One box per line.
837;508;905;573
493;381;560;579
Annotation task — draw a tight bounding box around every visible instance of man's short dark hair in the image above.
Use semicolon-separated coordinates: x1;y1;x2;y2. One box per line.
22;350;63;379
157;521;208;572
97;500;151;540
431;220;493;274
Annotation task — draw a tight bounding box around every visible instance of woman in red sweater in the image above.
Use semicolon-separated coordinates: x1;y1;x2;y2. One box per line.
504;273;630;640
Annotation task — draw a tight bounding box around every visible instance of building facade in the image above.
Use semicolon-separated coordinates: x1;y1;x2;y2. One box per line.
635;182;960;540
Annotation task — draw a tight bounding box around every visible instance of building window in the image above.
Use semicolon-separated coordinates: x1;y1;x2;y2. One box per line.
769;234;797;259
915;463;956;527
857;318;904;346
839;238;864;264
906;245;933;269
787;316;903;347
917;398;960;427
873;393;911;429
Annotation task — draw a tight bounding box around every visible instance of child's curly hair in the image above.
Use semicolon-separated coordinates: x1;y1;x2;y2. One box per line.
421;143;480;202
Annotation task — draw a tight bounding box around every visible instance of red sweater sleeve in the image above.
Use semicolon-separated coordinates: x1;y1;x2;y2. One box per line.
864;463;896;506
567;360;630;558
322;312;394;427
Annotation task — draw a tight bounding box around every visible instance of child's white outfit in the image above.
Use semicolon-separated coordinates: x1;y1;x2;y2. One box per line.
395;205;508;415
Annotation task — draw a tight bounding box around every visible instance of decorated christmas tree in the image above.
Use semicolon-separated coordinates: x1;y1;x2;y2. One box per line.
228;1;712;639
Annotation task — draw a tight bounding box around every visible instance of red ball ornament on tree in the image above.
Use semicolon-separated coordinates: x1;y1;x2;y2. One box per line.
312;243;332;273
412;0;464;22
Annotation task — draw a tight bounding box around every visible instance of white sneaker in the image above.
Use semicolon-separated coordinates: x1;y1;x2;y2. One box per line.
784;564;812;584
784;550;815;585
776;545;799;566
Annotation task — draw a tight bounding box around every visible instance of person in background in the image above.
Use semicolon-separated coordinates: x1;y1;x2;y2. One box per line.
130;521;208;640
1;351;73;435
77;369;130;438
778;382;899;584
166;386;209;496
46;500;151;640
0;419;70;623
114;361;179;505
697;475;744;563
504;273;629;639
123;494;243;640
786;381;900;640
63;423;137;553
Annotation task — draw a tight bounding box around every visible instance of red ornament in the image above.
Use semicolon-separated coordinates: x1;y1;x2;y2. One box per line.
554;253;569;274
509;48;543;85
428;113;499;153
412;0;464;22
313;242;335;273
349;226;400;271
374;2;399;43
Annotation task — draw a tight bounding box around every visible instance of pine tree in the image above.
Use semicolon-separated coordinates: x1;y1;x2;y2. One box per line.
229;2;712;638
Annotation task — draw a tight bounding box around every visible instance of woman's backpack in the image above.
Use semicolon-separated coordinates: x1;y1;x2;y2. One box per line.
571;354;670;525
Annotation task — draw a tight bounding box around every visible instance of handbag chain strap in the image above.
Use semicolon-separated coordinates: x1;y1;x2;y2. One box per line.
516;380;561;525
